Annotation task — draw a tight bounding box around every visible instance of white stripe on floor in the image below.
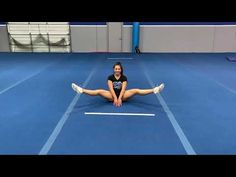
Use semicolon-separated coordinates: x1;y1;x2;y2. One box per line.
84;112;155;116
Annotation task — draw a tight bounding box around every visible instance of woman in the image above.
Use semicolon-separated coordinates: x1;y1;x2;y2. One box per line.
72;62;164;107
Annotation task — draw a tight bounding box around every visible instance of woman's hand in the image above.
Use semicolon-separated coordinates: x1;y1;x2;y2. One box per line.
117;98;122;107
113;98;118;107
113;98;122;107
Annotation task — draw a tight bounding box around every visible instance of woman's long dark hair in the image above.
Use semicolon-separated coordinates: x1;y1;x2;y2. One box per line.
113;62;123;75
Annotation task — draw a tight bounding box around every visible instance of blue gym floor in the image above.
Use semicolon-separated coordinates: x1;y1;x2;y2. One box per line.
1;52;236;155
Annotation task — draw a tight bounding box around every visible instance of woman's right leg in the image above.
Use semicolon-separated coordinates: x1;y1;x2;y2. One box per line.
82;89;114;101
72;83;113;101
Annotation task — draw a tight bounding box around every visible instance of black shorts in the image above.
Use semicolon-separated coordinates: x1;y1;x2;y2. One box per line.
115;91;121;98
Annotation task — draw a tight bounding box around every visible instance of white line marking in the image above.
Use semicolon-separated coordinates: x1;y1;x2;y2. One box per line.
39;67;97;155
175;60;236;95
141;63;196;155
107;58;133;60
84;112;155;116
0;62;55;95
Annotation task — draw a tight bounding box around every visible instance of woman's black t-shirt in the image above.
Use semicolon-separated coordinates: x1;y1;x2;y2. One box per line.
108;74;127;97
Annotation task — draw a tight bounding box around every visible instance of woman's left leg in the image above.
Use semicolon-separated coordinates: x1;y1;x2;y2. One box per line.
122;89;154;101
122;83;165;101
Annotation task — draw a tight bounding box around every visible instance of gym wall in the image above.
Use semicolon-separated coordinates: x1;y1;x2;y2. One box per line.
1;22;236;53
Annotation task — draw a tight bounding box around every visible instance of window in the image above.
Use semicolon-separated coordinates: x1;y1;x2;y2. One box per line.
7;22;71;52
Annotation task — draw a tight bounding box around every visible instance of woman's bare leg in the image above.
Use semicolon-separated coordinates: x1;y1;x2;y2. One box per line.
83;89;114;101
122;89;154;101
72;83;113;101
122;83;165;101
72;83;164;102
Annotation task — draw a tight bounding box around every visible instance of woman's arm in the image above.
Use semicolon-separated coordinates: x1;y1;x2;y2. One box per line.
117;81;127;106
108;80;117;99
108;80;118;106
118;81;127;100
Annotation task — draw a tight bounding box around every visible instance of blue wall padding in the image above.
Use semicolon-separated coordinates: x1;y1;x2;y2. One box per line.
132;22;140;53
